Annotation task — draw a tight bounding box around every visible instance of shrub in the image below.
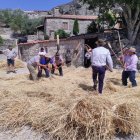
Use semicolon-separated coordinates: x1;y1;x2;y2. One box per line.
55;29;70;39
73;19;79;35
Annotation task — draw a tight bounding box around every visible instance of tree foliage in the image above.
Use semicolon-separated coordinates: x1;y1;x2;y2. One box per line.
0;9;44;35
55;29;70;39
73;19;79;35
82;0;140;44
87;21;98;33
0;36;4;46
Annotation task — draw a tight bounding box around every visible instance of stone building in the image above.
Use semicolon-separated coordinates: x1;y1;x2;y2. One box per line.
44;12;98;39
17;33;111;67
18;30;134;68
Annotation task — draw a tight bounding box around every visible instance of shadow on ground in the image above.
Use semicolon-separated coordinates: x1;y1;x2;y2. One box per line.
79;83;94;92
109;78;121;86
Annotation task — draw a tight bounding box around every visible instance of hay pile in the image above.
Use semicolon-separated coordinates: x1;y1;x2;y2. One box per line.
113;103;140;135
0;67;140;140
0;58;25;70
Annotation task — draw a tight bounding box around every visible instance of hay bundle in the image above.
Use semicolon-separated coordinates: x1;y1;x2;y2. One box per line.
0;98;30;129
113;103;140;135
0;59;25;70
62;97;115;140
27;97;115;140
105;82;117;92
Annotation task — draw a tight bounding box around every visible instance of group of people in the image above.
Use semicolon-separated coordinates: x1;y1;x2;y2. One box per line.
0;40;139;95
27;48;64;81
90;39;138;94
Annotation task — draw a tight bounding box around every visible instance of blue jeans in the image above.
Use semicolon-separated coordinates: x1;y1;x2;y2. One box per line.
38;68;50;78
92;66;106;94
122;71;137;87
51;64;63;76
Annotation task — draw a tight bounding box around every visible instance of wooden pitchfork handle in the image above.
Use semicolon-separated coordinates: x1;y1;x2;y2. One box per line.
107;42;124;67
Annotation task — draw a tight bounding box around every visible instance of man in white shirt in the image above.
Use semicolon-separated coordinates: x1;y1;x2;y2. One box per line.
27;52;47;81
1;45;17;74
91;39;113;94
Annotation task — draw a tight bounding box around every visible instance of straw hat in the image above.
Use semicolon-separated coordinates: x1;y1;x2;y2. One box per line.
129;47;136;53
45;53;51;58
38;52;46;56
95;39;106;46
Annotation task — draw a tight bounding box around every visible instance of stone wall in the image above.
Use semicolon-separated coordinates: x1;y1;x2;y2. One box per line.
18;38;85;66
27;35;38;41
45;18;92;37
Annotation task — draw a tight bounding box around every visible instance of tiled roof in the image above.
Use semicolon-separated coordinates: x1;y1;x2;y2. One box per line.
18;40;49;46
46;15;98;20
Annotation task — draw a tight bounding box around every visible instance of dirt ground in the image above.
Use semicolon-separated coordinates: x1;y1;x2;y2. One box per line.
0;56;140;140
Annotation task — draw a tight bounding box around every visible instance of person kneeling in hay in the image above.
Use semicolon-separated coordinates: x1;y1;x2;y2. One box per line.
38;53;53;78
27;53;47;81
51;52;64;76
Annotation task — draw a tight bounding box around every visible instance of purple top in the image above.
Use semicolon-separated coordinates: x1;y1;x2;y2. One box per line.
52;55;63;65
124;54;138;71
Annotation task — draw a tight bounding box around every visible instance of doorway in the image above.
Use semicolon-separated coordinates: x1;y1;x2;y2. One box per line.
84;37;98;68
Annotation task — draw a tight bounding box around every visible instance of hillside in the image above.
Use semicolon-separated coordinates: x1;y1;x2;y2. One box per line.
53;0;98;15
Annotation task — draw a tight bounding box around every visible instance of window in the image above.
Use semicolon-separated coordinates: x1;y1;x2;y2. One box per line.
49;30;54;36
62;22;68;30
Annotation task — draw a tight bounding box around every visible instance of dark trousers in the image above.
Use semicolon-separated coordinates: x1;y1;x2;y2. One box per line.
122;71;137;87
92;66;106;94
52;64;63;76
38;68;50;78
7;59;14;66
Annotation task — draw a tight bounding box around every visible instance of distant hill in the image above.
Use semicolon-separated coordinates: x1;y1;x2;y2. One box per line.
52;0;98;15
24;0;98;19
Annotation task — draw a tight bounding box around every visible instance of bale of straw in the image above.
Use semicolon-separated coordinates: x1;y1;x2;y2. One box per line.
0;59;25;70
65;97;115;140
43;97;115;140
0;98;30;130
113;103;140;135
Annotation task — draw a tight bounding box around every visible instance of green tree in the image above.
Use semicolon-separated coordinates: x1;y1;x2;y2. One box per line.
0;36;4;45
55;29;70;39
82;0;140;44
0;9;44;36
10;9;28;33
87;21;98;33
73;19;79;35
0;9;13;27
21;17;44;35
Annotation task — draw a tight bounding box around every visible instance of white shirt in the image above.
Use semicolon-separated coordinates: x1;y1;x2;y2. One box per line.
3;49;17;59
91;47;113;70
28;55;40;67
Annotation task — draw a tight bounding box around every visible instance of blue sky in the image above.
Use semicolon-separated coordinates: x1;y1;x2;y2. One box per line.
0;0;72;11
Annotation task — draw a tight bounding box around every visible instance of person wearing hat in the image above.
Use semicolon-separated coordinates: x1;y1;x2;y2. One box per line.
27;52;47;81
38;53;53;78
52;52;64;76
0;45;17;74
118;47;129;85
91;39;113;94
122;47;138;87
